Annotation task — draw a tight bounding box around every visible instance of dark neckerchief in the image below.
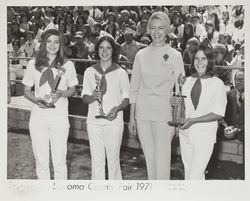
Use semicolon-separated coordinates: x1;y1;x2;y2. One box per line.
39;61;66;89
92;61;120;95
92;61;120;75
190;73;212;110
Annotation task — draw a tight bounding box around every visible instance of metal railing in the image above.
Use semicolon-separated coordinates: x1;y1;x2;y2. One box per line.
8;55;244;98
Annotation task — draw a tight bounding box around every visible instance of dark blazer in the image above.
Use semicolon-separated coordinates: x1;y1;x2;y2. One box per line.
224;89;244;130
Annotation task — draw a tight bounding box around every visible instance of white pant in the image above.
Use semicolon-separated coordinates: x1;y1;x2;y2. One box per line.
87;124;123;180
179;134;215;180
29;110;70;179
136;120;174;180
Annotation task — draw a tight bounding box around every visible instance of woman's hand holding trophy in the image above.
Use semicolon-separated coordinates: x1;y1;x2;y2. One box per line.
168;73;186;127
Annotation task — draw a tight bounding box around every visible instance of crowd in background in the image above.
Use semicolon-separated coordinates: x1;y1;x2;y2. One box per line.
7;5;244;88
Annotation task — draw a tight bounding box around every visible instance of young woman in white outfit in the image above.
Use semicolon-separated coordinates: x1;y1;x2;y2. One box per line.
82;34;129;180
22;28;78;179
176;45;227;180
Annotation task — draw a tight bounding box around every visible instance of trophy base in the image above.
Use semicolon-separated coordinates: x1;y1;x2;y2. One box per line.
95;115;107;119
168;121;184;127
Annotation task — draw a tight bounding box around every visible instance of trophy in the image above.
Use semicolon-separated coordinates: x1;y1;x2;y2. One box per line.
220;120;241;139
37;68;64;108
168;73;186;127
94;74;107;119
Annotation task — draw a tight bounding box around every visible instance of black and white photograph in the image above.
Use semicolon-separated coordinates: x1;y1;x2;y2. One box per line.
1;0;249;200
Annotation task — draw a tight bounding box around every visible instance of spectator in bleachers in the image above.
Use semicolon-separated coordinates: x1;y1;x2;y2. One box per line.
89;6;102;23
180;22;194;51
62;33;72;58
93;22;102;35
120;24;143;63
19;13;31;32
76;15;86;32
30;8;44;29
185;6;201;23
134;19;151;43
83;24;92;45
200;20;219;45
222;71;244;142
130;10;139;24
10;21;26;41
82;9;96;33
72;7;79;24
102;12;119;39
213;43;232;90
23;31;38;58
183;37;199;65
70;32;90;78
64;14;74;34
170;10;184;43
231;19;244;45
203;6;220;32
119;10;136;30
45;7;55;23
9;39;26;95
218;33;234;63
191;15;206;40
53;7;64;25
58;21;67;34
219;9;235;38
69;23;77;42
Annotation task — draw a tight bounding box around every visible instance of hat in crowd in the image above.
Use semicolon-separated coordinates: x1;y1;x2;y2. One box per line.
171;10;180;17
74;31;84;39
124;24;137;36
99;30;114;40
187;37;199;45
212;43;227;55
205;20;214;27
44;21;58;32
140;36;151;45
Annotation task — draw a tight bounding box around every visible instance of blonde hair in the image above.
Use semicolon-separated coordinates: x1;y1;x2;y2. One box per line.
147;11;171;35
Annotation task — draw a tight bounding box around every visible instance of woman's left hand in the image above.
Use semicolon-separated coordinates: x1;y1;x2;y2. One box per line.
179;118;194;130
106;107;118;121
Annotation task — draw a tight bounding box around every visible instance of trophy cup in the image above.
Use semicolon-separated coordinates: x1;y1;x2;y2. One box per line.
168;73;186;127
37;68;64;108
94;74;107;119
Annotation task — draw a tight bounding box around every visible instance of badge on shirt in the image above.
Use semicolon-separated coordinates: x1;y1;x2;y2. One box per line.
163;53;169;61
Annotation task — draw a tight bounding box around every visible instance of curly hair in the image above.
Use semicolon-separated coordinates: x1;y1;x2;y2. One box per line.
35;29;65;72
190;45;215;76
94;35;118;63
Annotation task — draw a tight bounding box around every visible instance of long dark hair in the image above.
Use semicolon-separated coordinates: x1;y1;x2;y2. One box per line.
181;22;194;50
190;45;215;76
35;29;65;72
94;35;118;63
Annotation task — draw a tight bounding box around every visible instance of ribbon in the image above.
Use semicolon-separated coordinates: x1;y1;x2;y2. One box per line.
92;62;120;95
